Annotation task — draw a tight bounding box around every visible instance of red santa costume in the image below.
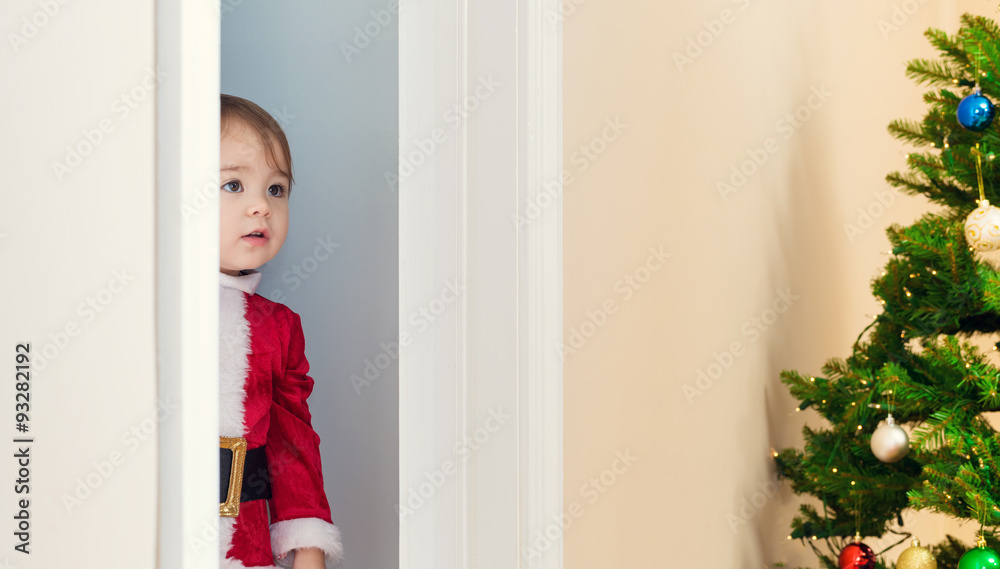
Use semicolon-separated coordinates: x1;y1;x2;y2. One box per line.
219;269;343;568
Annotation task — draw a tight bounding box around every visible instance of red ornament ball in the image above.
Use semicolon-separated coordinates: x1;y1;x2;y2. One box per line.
839;541;876;569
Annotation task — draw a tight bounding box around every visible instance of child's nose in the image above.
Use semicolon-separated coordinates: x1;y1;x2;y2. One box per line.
244;189;271;216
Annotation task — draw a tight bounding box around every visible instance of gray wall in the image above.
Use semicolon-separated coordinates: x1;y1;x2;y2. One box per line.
222;3;398;568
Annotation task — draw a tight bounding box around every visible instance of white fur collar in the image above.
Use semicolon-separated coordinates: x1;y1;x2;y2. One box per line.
220;269;263;295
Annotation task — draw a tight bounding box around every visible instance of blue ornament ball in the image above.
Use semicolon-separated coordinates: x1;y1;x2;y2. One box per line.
957;91;996;132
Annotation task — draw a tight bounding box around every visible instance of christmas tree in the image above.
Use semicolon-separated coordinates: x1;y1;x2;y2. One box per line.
776;14;1000;569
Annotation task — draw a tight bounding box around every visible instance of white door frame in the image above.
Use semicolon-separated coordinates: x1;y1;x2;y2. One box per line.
156;1;562;567
156;2;221;569
399;2;563;569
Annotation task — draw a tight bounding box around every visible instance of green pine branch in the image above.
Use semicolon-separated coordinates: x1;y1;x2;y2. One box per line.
776;14;1000;569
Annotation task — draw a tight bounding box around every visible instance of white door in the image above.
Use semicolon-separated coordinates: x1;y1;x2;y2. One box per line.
0;1;561;567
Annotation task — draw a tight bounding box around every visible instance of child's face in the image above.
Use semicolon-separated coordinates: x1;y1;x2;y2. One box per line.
219;119;290;276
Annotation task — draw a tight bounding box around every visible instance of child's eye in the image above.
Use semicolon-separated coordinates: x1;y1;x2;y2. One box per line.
268;185;287;197
222;180;242;193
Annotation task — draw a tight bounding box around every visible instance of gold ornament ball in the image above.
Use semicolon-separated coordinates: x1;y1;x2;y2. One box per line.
897;538;937;569
965;199;1000;252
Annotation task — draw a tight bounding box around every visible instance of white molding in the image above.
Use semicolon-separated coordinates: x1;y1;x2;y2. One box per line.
156;2;220;568
399;0;562;568
522;4;564;569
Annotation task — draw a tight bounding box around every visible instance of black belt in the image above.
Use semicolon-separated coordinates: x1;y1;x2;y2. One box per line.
219;437;271;517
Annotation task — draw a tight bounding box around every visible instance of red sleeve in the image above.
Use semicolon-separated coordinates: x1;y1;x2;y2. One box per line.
265;309;343;566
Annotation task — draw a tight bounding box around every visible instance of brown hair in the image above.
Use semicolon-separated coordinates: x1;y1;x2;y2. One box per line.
220;94;294;188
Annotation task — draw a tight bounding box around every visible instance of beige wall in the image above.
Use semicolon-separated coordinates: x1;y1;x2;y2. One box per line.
564;1;992;566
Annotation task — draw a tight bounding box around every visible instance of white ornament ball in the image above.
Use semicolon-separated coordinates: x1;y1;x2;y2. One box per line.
871;414;909;463
965;199;1000;252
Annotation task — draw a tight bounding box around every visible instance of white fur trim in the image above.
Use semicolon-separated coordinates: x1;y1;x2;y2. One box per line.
219;517;236;558
218;517;281;568
219;516;280;568
270;518;344;567
219;274;255;566
219;285;251;437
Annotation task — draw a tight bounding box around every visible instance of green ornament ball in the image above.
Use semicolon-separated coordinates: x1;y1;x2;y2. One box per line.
959;546;1000;569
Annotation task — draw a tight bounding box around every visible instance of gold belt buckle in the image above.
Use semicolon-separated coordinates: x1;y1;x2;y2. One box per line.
220;436;247;517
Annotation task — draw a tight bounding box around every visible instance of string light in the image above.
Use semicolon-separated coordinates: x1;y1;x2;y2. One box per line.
832;467;838;473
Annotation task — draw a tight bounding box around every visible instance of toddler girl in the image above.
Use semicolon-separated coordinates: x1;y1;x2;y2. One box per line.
217;94;343;568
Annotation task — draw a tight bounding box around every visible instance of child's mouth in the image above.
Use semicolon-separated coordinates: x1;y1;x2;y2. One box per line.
242;231;268;245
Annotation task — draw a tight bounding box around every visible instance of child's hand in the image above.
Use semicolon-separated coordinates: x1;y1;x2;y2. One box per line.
290;546;326;569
